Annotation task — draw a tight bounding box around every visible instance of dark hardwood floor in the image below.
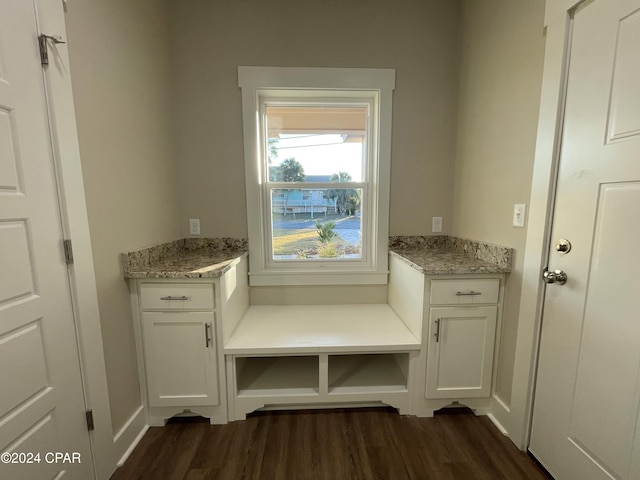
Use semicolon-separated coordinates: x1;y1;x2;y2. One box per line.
110;407;550;480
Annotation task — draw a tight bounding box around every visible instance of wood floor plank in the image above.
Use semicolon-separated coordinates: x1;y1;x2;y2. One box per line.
342;411;375;480
394;416;452;480
110;407;550;480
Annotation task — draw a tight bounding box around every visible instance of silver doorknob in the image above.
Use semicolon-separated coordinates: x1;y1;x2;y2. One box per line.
542;268;567;285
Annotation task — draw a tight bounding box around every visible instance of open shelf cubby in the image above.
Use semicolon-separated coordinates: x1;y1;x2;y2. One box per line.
328;353;410;394
235;356;320;397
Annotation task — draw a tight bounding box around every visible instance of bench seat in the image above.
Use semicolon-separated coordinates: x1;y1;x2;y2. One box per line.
223;304;422;420
224;304;421;355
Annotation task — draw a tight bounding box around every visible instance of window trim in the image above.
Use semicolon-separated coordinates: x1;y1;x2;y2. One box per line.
239;67;395;286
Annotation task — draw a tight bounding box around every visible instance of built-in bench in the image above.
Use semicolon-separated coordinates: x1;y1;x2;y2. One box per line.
223;304;421;420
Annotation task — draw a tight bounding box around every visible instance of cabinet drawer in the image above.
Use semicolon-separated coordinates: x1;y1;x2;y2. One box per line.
430;279;499;305
140;283;214;310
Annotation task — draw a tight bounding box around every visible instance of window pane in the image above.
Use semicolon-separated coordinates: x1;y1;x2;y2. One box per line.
270;188;363;260
266;106;366;182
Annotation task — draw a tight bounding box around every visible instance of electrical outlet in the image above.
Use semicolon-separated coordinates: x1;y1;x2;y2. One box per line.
513;204;526;228
432;216;443;233
189;218;200;235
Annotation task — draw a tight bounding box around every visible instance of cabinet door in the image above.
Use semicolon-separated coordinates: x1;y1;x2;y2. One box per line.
142;312;218;407
426;306;497;399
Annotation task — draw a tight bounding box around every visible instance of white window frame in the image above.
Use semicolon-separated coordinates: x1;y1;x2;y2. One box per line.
262;95;372;267
239;67;395;286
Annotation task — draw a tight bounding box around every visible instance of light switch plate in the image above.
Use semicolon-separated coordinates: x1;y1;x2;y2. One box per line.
189;218;200;235
513;204;526;228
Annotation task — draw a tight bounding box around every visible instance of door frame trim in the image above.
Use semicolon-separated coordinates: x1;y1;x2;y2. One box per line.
35;1;116;478
509;0;585;450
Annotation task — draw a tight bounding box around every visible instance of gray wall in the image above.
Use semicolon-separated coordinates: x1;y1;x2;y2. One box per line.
66;0;181;432
452;0;545;405
169;0;461;237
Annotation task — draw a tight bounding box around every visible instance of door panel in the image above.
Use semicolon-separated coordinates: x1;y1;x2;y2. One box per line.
530;1;640;479
566;183;640;478
0;0;93;478
607;9;640;142
0;221;35;304
2;410;65;480
0;321;49;415
0;106;22;192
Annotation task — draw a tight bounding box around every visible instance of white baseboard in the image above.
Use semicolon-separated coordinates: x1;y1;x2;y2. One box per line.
488;394;511;437
112;406;148;467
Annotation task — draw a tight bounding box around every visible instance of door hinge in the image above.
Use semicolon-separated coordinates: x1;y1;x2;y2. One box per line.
38;34;66;66
85;410;95;431
63;239;74;265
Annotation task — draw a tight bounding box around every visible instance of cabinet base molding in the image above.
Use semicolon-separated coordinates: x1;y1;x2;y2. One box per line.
422;398;492;417
147;405;229;427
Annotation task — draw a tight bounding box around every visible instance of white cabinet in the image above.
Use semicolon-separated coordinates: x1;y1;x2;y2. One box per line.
426;306;497;398
138;282;219;414
142;311;218;407
426;279;499;399
129;256;250;425
388;254;506;416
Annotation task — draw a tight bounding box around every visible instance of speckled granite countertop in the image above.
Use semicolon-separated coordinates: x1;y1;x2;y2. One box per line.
389;236;512;275
123;236;510;279
122;238;248;279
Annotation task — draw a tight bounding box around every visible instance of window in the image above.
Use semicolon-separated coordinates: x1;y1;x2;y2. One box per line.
239;67;395;285
266;104;367;262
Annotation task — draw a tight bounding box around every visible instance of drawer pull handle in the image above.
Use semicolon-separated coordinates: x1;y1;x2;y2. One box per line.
160;295;189;301
456;291;481;296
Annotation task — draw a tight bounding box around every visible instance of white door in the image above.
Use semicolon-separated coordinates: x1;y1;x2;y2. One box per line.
0;1;94;479
530;1;640;479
